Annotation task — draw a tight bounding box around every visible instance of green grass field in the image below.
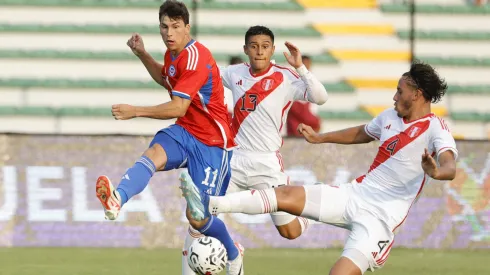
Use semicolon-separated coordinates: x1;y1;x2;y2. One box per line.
0;248;489;275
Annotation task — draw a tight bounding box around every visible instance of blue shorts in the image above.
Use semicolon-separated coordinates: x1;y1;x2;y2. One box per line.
149;124;232;196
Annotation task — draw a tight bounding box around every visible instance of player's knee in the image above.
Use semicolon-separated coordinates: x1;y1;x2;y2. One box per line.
143;143;167;171
275;186;305;211
276;226;301;240
275;217;303;240
274;186;295;202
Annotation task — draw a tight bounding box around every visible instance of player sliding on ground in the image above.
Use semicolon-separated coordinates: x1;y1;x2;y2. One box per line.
219;25;328;239
181;61;458;275
94;1;243;274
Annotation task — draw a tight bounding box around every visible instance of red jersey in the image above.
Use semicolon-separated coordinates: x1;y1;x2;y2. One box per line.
161;40;235;150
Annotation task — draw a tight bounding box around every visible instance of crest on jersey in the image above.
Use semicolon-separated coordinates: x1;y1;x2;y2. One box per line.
169;65;176;77
261;78;274;91
408;126;420;138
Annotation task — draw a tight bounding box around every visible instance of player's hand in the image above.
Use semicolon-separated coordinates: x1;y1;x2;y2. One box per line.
283;41;303;69
298;123;321;144
421;148;438;178
127;33;146;56
112;104;137;120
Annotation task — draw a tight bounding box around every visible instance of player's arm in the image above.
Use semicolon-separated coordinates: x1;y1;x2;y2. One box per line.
127;33;165;87
294;65;328;105
422;122;458;180
133;49;210;119
112;62;207;120
298;109;384;144
112;96;191;120
131;66;207;119
137;51;166;87
298;124;374;144
422;149;456;180
134;97;191;119
283;41;328;105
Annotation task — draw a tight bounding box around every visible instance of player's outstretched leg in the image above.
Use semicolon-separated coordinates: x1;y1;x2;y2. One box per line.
180;171;307;221
96;143;165;220
180;171;244;275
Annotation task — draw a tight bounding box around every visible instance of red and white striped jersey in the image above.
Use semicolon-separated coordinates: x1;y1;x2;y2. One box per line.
355;108;458;231
221;63;327;152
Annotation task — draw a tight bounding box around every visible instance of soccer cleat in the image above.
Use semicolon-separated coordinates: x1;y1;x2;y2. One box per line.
226;242;245;275
95;175;121;220
179;171;210;221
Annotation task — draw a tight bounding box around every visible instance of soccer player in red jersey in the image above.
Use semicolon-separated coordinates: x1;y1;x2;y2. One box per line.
94;1;243;274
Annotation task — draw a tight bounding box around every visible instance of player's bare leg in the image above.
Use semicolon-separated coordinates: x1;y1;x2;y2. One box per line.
181;173;306;224
182;175;369;274
95;143;167;220
275;217;309;240
330;257;362;275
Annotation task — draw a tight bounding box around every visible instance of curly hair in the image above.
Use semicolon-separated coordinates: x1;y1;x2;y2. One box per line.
402;60;448;104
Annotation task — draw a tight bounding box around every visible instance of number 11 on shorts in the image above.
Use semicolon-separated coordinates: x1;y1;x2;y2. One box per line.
202;167;218;187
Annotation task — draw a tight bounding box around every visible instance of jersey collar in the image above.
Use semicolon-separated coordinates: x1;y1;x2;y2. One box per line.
402;113;435;124
249;63;273;78
171;39;196;61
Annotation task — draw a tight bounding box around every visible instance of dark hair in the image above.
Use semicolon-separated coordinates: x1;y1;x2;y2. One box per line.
302;55;311;61
159;0;190;25
402;60;448;103
245;25;274;45
229;56;244;65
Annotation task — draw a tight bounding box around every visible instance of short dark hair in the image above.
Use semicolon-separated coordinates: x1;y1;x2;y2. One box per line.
402;60;448;103
229;56;244;65
159;0;190;25
302;55;311;62
245;25;274;45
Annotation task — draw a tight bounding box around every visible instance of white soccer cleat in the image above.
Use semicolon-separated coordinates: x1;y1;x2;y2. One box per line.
95;175;121;220
226;242;245;275
180;171;210;221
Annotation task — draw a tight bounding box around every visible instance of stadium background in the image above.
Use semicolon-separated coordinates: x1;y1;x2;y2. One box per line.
0;0;490;274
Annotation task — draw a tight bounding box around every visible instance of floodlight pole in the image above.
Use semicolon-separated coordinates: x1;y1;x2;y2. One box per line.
409;0;415;64
192;0;198;39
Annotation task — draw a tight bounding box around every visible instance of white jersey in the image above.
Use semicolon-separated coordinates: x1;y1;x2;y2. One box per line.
220;63;328;152
355;108;458;231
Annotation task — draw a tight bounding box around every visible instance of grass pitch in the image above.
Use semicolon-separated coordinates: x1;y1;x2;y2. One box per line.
0;247;488;275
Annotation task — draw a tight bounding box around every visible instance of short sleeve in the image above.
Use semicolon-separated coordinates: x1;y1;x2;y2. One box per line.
430;118;458;161
219;66;232;89
172;48;209;100
364;115;383;140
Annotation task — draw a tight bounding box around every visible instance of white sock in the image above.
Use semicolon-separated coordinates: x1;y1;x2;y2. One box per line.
182;226;202;275
298;217;310;233
209;189;278;215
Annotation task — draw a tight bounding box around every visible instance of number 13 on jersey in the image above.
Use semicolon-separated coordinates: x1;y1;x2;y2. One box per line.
240;94;258;112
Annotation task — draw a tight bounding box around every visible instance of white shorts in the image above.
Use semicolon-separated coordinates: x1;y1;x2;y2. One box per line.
227;149;296;226
302;183;395;273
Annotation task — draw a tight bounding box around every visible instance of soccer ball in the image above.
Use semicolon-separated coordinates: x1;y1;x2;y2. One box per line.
187;236;228;275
